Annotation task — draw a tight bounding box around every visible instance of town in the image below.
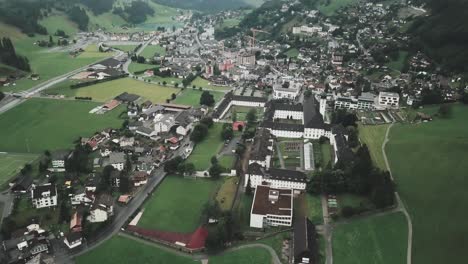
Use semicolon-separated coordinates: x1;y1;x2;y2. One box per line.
0;0;467;264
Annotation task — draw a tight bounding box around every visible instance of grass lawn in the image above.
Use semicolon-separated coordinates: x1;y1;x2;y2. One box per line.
306;194;323;224
186;123;224;171
257;232;291;263
137;176;220;233
0;98;124;153
318;0;359;16
39;14;79;36
386;104;468;264
385;51;408;72
144;75;181;86
78;44;114;59
321;142;332;167
0;153;39;186
337;193;374;212
140;44;166;58
191;77;230;91
75;235;197;264
216;177;238;211
209;247;272;264
219;18;241;28
230;105;264;121
358;124;389;170
173;89;225;106
111;45;138;52
128;62;156;74
49;78;177;103
333;212;407;264
237;192;254;230
218;155;235;171
285;48;299;58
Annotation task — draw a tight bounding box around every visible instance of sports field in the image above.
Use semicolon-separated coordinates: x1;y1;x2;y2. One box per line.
358;124;389;170
0;153;38;186
191;77;230;91
173;89;225;106
387;104;468;264
140;44;166;58
333;212;407;264
209;247;272;264
137;176;219;233
0;99;124;153
49;78;177;103
186;123;224;170
75;235;197;264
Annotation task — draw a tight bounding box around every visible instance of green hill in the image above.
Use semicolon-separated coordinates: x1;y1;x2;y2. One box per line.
153;0;263;12
408;0;468;72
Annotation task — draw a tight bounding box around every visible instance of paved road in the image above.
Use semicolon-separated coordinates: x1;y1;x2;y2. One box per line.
382;122;413;264
122;36;156;75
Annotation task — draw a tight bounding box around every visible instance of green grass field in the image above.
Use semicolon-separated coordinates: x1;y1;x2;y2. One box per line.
75;235;197;264
137;176;219;232
140;44;166;58
173;89;225;106
285;48;299;58
321;142;332;167
257;232;290;263
306;194;323;224
358;124;389;170
318;0;359;16
385;51;408;72
191;77;230;91
231;105;263;121
0;99;124;153
0;153;38;186
111;45;138;52
333;212;407;264
48;78;177;103
209;247;272;264
186;123;225;171
387;104;468;264
128;62;156;74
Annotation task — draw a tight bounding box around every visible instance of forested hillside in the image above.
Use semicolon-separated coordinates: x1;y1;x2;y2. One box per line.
408;0;468;72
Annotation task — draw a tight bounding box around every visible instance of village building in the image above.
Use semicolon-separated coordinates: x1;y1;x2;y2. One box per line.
31;184;57;209
250;185;293;228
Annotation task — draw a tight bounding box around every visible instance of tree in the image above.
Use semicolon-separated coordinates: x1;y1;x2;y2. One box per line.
171;93;176;100
438;104;452;118
245;178;253;196
246;109;257;123
119;175;131;194
209;164;223;179
200;117;213;128
190;124;208;142
164;156;184;173
98;165;115;193
211;156;218;166
231;109;237;122
185;163;195;176
304;89;312;98
0;91;4;101
221;126;233;140
200;91;215;106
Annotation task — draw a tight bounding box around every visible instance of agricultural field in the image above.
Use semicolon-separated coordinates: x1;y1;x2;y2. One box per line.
216;177;238;211
0;99;124;153
332;212;407;264
75;235;197;264
137;176;220;233
358;124;389;170
186;123;224;171
47;78;177;103
209;247;272;264
140;44;166;58
0;153;39;187
191;77;230;91
387;104;468;264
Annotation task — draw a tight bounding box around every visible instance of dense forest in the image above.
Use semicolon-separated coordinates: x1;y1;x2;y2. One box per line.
114;1;155;24
0;37;31;72
408;0;468;72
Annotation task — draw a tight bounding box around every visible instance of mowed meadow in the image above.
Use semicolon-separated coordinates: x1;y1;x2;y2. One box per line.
386;104;468;264
0;99;124;153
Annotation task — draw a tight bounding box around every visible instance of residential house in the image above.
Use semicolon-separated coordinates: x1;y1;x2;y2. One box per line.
109;152;125;171
88;194;114;223
31;184;57;209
